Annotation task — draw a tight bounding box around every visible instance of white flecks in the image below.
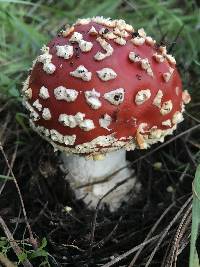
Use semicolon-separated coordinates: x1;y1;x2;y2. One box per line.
79;39;93;52
33;99;42;111
56;45;73;59
104;88;125;105
63;135;76;146
42;108;51;120
88;136;130;153
50;129;64;143
22;76;30;93
91;16;116;27
172;111;184;124
25;102;40;122
153;90;163;108
145;125;179;148
43;62;56;74
129;52;141;62
23;88;32;99
162;119;171;127
145;36;156;46
79;120;95;131
31;58;37;70
99;28;116;39
160;100;173;115
30;110;40;121
35;123;76;146
70;65;92;81
44;128;50;137
114;37;126;45
98;28;106;35
153;53;165;63
165;54;176;65
141;58;153;77
61;26;75;37
69;32;83;42
131;36;145;46
129;53;154;77
150;127;162;139
59;112;95;131
54;86;78;102
138;28;146;38
99;114;112;131
159;46;167;55
125;23;133;32
37;45;52;63
135;89;151;105
96;68;117;81
113;27;129;38
88;26;98;35
182;90;191;104
59;112;85;128
75;18;91;25
94;37;113;61
35;125;50;137
39;86;50;99
32;122;180;156
163;67;174;82
37;45;56;74
69;31;93;52
115;19;128;30
84;89;101;109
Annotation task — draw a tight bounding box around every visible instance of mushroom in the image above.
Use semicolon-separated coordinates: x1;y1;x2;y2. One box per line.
21;17;190;211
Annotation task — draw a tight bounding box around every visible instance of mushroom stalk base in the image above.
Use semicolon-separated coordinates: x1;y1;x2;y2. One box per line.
61;150;137;211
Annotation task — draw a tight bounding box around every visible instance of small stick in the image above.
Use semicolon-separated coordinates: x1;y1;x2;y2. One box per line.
144;196;192;267
0;143;18;196
128;202;175;267
0;142;38;249
88;176;133;256
0;252;17;267
0;216;33;267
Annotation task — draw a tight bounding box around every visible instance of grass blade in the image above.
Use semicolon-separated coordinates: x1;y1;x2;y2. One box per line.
190;165;200;267
0;175;13;180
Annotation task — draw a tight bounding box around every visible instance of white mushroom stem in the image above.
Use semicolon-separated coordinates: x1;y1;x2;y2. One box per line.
61;149;137;211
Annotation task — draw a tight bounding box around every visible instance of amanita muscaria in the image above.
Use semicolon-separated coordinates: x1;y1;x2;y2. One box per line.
22;17;191;210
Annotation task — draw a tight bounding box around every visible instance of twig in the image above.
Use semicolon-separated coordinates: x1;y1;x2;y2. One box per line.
0;114;11;146
93;216;123;248
0;252;17;267
0;143;18;196
144;196;192;267
128;202;175;267
88;176;133;257
101;234;161;267
0;216;33;267
0;142;38;249
173;213;192;267
162;206;191;267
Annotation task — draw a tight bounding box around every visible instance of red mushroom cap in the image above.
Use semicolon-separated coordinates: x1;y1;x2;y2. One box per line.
22;17;190;157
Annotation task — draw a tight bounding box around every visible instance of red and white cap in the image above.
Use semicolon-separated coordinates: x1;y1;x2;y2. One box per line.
22;17;191;158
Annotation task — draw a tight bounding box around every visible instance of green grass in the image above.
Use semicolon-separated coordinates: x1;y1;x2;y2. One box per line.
190;165;200;267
